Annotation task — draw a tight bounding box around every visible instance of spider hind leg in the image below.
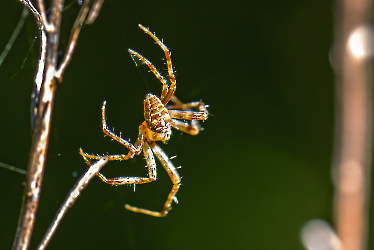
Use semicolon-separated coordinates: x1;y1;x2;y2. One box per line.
125;142;181;217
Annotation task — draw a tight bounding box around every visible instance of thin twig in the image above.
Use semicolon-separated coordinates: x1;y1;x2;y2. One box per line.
55;0;92;81
333;0;373;249
85;0;104;24
35;0;54;32
37;157;108;250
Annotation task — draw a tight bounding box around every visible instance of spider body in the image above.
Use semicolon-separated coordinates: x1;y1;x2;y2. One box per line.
144;94;172;142
80;24;208;217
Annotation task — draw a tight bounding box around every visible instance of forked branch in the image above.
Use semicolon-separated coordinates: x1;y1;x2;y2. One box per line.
12;1;104;249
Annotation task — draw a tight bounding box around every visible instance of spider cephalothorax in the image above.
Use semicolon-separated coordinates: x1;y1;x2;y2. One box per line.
80;24;208;217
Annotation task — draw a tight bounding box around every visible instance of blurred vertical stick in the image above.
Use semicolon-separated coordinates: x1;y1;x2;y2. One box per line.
333;0;373;249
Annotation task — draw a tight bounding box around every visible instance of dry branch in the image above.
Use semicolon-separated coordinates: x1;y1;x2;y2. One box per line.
12;1;104;249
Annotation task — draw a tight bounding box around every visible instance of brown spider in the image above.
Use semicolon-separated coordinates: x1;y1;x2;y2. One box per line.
80;24;208;217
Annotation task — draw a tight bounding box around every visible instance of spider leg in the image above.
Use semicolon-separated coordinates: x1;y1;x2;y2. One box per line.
170;119;201;136
169;95;184;107
125;141;181;217
138;24;176;105
80;101;144;161
93;142;157;185
128;49;169;101
168;98;208;135
168;95;208;121
168;104;208;120
169;108;208;136
168;95;208;112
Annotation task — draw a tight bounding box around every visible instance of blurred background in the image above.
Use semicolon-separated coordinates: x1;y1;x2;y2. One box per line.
1;0;371;249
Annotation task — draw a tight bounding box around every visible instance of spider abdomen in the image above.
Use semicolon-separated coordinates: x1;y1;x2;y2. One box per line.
144;94;172;133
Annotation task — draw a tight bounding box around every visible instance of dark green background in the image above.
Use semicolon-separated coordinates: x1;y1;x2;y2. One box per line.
1;0;371;249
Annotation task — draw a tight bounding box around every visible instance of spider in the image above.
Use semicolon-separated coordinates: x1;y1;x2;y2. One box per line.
80;24;209;217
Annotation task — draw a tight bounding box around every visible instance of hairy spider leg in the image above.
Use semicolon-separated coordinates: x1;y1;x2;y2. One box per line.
93;142;157;185
168;102;208;120
125;141;181;217
167;96;209;135
80;101;144;161
169;107;208;135
138;24;176;105
80;150;111;186
80;148;152;185
128;49;169;103
169;95;208;126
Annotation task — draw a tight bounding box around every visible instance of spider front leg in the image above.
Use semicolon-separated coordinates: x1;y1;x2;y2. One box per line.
129;25;177;105
128;49;169;102
137;24;176;104
125;142;181;217
80;101;144;161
